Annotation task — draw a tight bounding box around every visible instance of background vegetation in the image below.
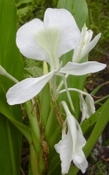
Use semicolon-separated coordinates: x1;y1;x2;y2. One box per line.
87;0;109;60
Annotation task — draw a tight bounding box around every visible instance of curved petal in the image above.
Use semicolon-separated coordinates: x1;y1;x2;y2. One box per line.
16;8;80;68
60;61;106;75
16;19;49;62
85;30;93;44
80;94;95;123
73;150;88;173
54;133;72;174
55;102;88;174
44;8;80;59
6;71;54;105
81;33;101;59
67;112;88;173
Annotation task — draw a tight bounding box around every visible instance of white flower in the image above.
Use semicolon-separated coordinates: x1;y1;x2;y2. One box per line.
59;88;95;122
54;101;88;174
79;93;95;123
72;25;101;63
16;8;80;70
6;8;106;105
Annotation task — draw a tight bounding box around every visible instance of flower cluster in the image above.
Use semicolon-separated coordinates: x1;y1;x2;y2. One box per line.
6;8;106;174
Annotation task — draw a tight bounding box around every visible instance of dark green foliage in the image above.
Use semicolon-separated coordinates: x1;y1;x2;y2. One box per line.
15;0;58;27
87;0;109;58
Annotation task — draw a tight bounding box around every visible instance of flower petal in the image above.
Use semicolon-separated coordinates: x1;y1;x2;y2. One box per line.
72;24;101;63
6;71;54;105
60;61;106;75
60;88;95;123
16;19;50;62
54;133;72;174
44;8;80;58
73;150;88;173
16;8;80;69
65;105;86;150
55;101;88;174
80;94;95;123
81;33;101;59
85;95;95;115
66;109;88;173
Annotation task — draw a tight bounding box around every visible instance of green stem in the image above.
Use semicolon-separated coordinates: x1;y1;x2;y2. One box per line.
57;74;68;92
29;143;40;175
50;75;57;99
26;101;41;152
62;75;75;112
26;101;45;174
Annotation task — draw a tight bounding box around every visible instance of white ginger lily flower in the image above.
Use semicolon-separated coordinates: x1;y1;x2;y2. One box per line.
72;24;101;63
54;101;88;174
6;8;106;105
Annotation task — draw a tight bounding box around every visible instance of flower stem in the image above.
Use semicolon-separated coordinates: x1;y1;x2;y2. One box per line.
25;101;45;174
29;143;40;175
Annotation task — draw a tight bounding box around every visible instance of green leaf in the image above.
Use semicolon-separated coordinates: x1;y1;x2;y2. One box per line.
44;105;62;174
0;1;24;175
38;84;51;127
0;88;32;143
0;0;24;91
84;98;109;157
0;87;23;175
0;113;22;175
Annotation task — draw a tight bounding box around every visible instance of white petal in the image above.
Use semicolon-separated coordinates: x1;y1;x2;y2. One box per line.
79;94;95;123
44;8;80;58
80;94;89;123
60;61;106;75
85;95;95;116
57;101;88;173
68;116;88;173
66;111;86;151
6;71;54;105
16;8;80;69
73;150;88;173
16;19;50;62
66;110;78;153
84;30;93;44
54;133;72;174
60;89;95;123
81;33;101;59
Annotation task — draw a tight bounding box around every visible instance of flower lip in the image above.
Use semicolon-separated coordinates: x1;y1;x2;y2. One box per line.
16;8;80;70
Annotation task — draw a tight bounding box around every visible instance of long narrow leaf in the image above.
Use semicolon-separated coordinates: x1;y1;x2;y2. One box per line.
0;1;24;175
